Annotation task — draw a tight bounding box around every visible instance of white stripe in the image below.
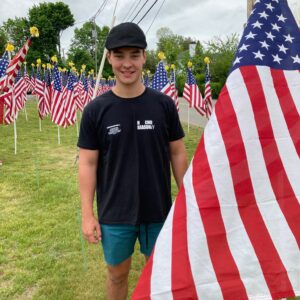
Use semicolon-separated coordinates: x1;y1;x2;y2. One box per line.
258;67;300;203
284;70;300;115
227;68;300;293
150;205;174;300
204;109;271;298
184;164;224;300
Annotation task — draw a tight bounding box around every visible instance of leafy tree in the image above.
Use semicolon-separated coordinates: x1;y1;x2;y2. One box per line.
2;17;29;50
28;2;75;62
144;49;158;74
68;22;110;75
205;34;239;85
0;28;8;55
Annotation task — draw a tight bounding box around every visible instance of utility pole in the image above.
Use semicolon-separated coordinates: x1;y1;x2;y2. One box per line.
91;18;98;74
247;0;255;18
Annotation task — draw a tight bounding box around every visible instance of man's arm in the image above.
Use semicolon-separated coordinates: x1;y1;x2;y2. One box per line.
169;138;188;188
78;148;101;244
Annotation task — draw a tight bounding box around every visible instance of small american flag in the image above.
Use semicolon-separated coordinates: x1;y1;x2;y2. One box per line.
204;65;213;119
132;0;300;299
35;66;47;119
64;72;77;126
151;61;174;99
182;67;205;115
51;63;65;127
170;68;179;112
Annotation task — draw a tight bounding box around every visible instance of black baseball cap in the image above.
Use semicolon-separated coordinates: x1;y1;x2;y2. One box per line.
105;22;147;50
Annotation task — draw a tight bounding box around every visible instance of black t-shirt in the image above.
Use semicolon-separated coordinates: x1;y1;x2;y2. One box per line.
77;87;184;225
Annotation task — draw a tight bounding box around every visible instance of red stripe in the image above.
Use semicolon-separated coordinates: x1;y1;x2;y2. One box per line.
270;69;300;157
241;66;300;248
193;138;248;300
216;82;294;299
131;253;153;300
171;186;198;299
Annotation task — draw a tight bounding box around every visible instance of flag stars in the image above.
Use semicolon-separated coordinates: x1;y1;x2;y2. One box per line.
291;55;300;64
277;14;287;22
252;20;264;29
265;3;275;11
253;50;265;60
259;11;269;19
233;56;242;65
278;44;288;54
260;40;270;50
271;0;279;2
271;23;281;31
245;31;257;40
266;31;275;41
272;54;282;64
284;34;295;43
239;44;250;52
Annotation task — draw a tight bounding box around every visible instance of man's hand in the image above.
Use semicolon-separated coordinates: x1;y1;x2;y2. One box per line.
82;215;101;244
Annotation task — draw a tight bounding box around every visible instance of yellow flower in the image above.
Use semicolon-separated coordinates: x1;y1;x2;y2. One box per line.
171;64;175;70
24;61;27;65
158;51;166;60
42;64;46;69
81;64;86;70
31;63;35;67
30;27;39;38
47;63;51;69
68;61;74;67
6;43;14;52
72;67;77;72
51;55;58;63
187;61;193;68
36;58;42;65
204;57;210;64
165;65;169;71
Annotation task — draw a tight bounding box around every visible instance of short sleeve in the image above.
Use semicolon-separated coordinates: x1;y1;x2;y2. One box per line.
77;106;99;150
168;99;185;142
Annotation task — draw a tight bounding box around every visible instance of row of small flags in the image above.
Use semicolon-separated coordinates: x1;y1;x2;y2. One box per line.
0;35;212;129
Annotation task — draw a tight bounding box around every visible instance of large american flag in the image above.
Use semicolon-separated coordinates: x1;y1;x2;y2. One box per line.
151;61;174;98
182;67;205;116
132;0;300;299
204;65;213;119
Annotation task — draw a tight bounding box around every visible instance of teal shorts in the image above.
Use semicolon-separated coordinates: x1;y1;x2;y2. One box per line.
100;223;164;266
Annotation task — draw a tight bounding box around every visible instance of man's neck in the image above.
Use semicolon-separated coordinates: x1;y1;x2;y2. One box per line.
112;82;145;99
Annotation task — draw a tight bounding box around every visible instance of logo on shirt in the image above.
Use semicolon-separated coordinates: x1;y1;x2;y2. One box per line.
137;120;155;130
107;124;121;135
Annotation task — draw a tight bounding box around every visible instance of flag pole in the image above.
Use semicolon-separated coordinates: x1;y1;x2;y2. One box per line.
76;110;79;137
57;125;60;144
23;105;28;121
92;0;119;99
187;106;190;133
13;92;17;155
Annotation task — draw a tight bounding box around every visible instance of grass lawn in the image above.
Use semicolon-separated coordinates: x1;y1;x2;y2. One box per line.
0;98;202;299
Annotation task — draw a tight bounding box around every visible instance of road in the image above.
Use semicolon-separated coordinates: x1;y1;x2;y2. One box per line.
178;98;216;128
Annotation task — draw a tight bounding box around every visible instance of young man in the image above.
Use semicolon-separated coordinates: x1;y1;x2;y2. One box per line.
78;22;188;300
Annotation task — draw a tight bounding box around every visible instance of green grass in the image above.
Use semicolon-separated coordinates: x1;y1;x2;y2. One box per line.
0;99;202;299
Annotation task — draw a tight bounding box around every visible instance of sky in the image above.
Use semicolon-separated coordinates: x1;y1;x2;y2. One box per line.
0;0;299;55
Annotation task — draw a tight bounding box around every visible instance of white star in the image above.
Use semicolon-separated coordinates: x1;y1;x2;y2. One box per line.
284;34;295;43
233;56;242;65
278;44;288;54
291;55;300;64
260;40;270;50
265;3;275;11
272;54;282;64
253;50;265;60
277;14;287;22
271;23;281;31
259;11;269;19
266;31;275;41
246;31;257;40
252;20;264;29
239;44;250;52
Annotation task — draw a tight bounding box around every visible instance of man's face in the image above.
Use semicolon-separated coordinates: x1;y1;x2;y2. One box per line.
107;48;146;86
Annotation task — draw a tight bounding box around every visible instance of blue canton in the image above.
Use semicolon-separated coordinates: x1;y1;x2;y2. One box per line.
151;61;169;91
53;64;62;92
0;51;9;78
186;68;197;85
232;0;300;71
66;73;75;91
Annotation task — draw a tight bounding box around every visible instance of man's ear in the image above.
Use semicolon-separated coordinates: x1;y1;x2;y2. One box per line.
107;51;112;64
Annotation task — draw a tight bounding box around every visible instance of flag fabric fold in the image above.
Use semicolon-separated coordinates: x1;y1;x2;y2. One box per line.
132;0;300;299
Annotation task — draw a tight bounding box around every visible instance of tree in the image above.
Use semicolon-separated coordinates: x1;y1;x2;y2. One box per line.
0;28;8;55
2;17;29;50
28;2;75;62
68;21;109;74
